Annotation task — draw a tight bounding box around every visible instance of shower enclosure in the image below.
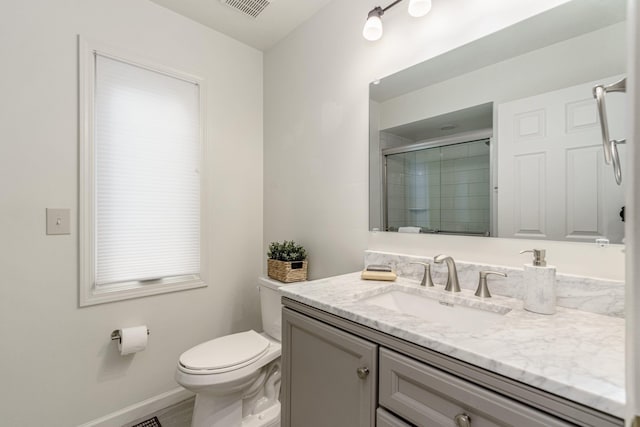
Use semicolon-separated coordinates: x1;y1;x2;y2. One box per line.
383;137;491;236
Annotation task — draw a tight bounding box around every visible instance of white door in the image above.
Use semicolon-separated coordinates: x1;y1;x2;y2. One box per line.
497;76;626;242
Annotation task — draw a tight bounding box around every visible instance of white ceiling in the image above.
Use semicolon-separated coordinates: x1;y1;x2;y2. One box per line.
148;0;334;51
384;103;493;142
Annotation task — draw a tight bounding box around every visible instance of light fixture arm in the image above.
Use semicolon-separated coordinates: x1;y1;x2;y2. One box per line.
367;0;403;19
381;0;403;13
363;0;430;41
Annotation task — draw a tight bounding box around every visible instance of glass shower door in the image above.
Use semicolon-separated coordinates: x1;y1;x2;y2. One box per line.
384;139;490;235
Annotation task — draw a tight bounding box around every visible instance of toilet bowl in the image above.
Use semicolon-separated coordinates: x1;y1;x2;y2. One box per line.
175;277;289;427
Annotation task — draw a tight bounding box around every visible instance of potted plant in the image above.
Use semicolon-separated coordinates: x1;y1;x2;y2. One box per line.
267;240;308;283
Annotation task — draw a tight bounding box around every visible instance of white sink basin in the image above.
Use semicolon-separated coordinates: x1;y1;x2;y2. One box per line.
359;290;510;331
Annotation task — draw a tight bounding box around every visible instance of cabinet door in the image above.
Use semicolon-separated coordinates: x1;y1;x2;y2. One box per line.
281;308;377;427
379;348;574;427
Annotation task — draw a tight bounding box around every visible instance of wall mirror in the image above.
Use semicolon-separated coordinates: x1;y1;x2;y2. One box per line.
369;0;627;243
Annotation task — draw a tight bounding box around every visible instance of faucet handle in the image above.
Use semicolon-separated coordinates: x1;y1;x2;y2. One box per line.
433;254;450;263
475;271;507;298
410;262;434;287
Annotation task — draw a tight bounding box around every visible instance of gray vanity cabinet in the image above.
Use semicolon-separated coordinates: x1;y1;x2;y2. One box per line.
281;307;378;427
377;408;413;427
282;299;621;427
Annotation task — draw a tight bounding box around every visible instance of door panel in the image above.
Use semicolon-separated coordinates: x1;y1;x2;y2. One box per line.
498;76;625;242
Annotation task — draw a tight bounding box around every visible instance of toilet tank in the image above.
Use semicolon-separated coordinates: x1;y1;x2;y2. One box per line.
258;277;295;342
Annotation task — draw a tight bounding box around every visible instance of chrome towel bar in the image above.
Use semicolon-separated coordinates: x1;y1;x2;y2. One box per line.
593;77;626;185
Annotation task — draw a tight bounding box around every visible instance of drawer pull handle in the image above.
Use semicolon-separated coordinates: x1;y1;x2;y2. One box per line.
454;413;471;427
356;366;370;379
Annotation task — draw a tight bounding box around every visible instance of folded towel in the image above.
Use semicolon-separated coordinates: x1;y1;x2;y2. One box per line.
398;226;421;233
361;270;397;281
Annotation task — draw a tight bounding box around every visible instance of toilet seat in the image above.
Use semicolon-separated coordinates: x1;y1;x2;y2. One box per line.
179;330;270;375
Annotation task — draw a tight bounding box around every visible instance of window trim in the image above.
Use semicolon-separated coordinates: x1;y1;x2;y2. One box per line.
78;36;207;307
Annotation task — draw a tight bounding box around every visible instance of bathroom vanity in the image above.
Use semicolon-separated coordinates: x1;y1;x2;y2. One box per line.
280;273;624;427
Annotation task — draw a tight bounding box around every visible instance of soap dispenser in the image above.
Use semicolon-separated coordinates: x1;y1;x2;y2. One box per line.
519;249;556;315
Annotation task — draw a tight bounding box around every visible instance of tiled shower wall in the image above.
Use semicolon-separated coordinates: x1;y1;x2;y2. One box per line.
383;136;490;234
439;141;490;234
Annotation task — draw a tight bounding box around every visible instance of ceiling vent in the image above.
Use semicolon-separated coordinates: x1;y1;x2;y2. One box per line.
221;0;271;19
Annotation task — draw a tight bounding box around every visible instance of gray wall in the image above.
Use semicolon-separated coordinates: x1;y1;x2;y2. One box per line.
0;0;263;425
265;0;602;280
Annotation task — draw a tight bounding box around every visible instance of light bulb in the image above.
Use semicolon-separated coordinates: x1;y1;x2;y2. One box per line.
408;0;432;17
363;14;383;41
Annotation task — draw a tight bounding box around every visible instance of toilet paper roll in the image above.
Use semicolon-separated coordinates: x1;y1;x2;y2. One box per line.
118;326;148;355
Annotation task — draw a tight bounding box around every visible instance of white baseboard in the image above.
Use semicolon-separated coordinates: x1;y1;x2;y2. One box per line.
77;387;194;427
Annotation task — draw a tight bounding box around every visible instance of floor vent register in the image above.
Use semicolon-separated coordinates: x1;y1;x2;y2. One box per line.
131;416;162;427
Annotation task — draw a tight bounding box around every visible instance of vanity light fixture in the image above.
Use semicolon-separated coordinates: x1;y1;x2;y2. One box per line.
363;0;432;41
408;0;432;17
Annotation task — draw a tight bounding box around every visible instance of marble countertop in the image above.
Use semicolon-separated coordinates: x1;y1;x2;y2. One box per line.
280;272;625;418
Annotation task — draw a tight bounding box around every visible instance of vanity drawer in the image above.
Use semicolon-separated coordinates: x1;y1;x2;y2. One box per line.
379;348;574;427
377;407;413;427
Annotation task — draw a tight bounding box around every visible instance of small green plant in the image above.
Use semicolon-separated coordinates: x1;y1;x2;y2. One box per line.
268;240;307;262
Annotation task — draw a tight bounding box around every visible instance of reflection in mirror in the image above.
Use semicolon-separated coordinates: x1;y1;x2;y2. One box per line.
384;134;491;236
369;0;627;243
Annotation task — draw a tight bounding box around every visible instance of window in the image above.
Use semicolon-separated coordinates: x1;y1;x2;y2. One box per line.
79;38;206;306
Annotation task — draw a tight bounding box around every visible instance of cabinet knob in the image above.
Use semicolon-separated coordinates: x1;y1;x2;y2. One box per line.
356;366;370;379
454;413;471;427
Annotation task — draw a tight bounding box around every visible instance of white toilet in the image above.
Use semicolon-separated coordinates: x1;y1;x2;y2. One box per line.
175;277;288;427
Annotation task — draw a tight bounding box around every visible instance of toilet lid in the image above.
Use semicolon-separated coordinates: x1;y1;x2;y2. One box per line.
179;330;270;372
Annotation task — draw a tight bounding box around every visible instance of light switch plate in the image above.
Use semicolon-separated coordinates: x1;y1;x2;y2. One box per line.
46;208;71;235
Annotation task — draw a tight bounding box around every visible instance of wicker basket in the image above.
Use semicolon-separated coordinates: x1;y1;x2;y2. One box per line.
267;259;308;283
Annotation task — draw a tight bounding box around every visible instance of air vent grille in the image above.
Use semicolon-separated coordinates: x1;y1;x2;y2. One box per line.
221;0;271;18
131;416;161;427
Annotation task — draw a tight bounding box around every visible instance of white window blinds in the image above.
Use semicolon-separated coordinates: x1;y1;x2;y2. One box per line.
94;54;201;286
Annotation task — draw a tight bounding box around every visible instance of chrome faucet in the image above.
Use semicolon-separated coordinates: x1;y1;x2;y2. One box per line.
434;254;461;292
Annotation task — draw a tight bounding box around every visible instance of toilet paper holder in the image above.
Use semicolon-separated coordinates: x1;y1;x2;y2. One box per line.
111;328;150;343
